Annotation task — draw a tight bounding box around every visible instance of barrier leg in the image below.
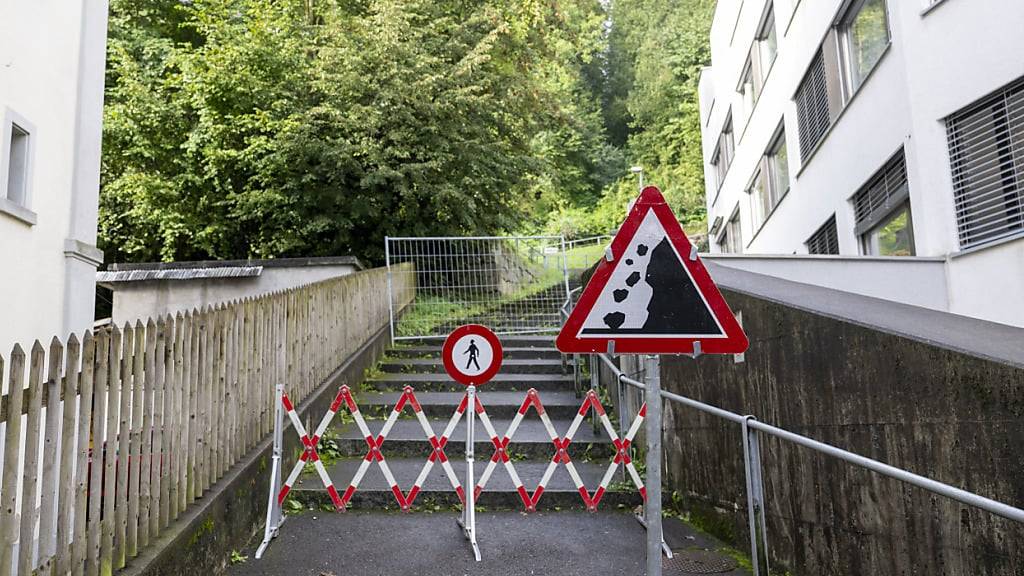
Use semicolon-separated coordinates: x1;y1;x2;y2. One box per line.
457;385;482;561
256;384;286;559
742;417;770;576
634;513;673;559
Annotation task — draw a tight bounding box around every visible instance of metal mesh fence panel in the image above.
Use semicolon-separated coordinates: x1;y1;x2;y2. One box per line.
386;236;574;340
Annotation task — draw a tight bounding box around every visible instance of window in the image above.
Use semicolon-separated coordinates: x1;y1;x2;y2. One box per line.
757;6;778;74
806;215;839;254
5;124;29;206
747;167;768;230
795;50;833;158
738;6;779;129
747;127;790;231
738;64;758;127
711;114;735;191
863;203;914;256
767;129;790;202
839;0;890;94
851;150;913;255
718;208;743;253
946;76;1024;248
794;1;886;164
1;111;34;222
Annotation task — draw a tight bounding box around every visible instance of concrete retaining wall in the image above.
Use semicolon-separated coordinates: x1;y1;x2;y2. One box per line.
660;281;1024;575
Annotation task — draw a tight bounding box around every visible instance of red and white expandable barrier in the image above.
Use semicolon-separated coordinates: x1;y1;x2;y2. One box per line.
277;389;345;510
343;385;464;511
271;385;647;515
474;388;647;512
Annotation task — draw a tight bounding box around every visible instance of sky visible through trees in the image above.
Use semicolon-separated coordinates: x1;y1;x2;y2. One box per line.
100;0;714;265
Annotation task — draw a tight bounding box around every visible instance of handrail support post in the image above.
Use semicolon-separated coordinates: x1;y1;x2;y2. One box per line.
742;416;770;576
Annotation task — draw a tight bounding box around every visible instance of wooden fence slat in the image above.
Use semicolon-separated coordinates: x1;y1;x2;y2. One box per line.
0;346;24;576
71;332;96;576
257;301;266;436
86;330;110;576
211;305;222;479
114;324;134;568
138;321;155;550
198;309;209;495
100;326;121;576
150;318;166;537
230;305;240;463
244;300;254;452
38;337;64;572
171;313;185;520
203;308;213;491
55;336;80;575
186;310;199;505
18;342;45;576
127;321;145;557
158;317;172;529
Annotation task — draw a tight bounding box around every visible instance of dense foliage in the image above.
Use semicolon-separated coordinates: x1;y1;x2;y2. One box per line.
100;0;714;264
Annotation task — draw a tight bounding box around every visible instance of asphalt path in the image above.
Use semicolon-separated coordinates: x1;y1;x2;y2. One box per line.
230;510;749;576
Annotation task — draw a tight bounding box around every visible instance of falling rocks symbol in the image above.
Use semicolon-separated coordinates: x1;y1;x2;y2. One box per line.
586;236;722;336
642;238;719;334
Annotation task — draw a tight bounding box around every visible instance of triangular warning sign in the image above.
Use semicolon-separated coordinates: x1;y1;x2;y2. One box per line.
557;186;748;355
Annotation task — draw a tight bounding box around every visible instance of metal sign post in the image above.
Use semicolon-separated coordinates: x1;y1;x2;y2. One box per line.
644;355;663;576
556;186;750;575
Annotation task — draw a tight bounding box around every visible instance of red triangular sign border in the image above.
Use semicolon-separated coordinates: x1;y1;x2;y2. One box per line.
556;186;749;355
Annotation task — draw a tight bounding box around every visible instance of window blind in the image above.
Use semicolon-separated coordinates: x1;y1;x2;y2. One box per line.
795;50;832;158
852;150;909;235
946;76;1024;248
806;215;839;254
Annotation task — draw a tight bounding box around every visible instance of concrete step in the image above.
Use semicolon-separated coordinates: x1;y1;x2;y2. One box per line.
387;345;564;361
366;372;575;393
292;457;641;511
325;416;616;459
380;358;565;375
354;390;585;420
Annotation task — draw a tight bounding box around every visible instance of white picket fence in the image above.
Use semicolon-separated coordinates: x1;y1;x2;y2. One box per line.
0;264;413;576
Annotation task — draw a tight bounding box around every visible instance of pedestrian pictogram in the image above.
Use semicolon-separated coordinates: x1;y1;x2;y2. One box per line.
557;186;748;355
442;324;503;385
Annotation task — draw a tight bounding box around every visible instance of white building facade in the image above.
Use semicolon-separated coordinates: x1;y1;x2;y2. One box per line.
0;1;108;352
699;0;1024;327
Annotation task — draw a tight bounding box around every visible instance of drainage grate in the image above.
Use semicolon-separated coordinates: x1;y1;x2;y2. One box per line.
664;549;739;574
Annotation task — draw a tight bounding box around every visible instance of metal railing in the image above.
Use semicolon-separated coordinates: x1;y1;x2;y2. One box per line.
559;294;1024;575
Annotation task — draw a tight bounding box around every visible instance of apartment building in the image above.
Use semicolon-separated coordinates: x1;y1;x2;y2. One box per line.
699;0;1024;327
0;1;109;352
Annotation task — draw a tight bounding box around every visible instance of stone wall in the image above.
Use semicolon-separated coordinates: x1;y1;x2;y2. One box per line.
660;284;1024;575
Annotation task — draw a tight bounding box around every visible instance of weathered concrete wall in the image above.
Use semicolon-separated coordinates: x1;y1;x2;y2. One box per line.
660;287;1024;575
106;261;361;325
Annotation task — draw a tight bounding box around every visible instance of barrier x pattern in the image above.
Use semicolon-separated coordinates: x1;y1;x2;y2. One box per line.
277;386;647;512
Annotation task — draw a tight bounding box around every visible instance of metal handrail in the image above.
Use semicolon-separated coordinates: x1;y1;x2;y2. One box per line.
600;355;1024;523
560;295;1024;573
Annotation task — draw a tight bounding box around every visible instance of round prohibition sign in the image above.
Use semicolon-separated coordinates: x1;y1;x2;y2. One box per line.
442;324;503;386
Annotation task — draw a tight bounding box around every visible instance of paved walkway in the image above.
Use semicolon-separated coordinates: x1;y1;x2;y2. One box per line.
230;510;750;576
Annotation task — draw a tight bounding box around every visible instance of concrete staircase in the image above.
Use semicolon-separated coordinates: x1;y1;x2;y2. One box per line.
291;335;643;512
